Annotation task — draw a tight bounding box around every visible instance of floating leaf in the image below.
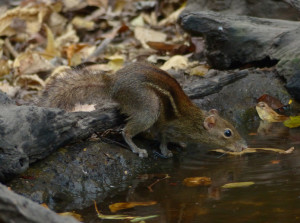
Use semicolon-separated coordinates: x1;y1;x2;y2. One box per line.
183;177;212;187
109;201;157;213
284;116;300;128
222;182;255;189
94;201;158;221
59;212;83;221
212;147;294;155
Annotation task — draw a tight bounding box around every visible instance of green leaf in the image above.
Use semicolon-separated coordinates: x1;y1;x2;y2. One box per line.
222;182;255;188
284;116;300;128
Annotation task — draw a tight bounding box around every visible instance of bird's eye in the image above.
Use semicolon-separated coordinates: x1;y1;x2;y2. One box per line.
224;129;232;138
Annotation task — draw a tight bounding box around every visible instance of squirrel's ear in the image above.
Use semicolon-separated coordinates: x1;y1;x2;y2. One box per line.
208;109;218;115
204;115;216;130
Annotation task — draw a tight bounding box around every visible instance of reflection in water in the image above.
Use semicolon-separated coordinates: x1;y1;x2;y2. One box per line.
79;127;300;223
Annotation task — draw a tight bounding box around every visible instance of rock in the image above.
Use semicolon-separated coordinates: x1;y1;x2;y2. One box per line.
7;140;160;211
0;92;122;182
0;183;79;223
184;0;300;21
179;10;300;101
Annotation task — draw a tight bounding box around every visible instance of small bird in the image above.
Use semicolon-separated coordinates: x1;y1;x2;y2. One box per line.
256;102;289;122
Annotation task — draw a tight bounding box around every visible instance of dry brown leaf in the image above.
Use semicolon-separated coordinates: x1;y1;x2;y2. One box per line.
65;44;95;66
183;177;212;187
134;27;167;49
87;0;108;8
158;2;186;26
160;55;188;70
55;24;79;49
109;201;157;213
44;24;60;58
0;81;19;98
47;11;67;35
256;102;289;122
0;4;49;36
14;74;45;91
62;0;87;11
0;59;12;77
212;147;295;155
130;14;145;27
72;16;95;30
14;51;54;76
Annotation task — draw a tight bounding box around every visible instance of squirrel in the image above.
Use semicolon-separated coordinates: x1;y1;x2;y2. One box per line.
39;62;247;158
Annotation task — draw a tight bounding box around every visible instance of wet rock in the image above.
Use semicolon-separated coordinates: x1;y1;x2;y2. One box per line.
7;140;157;211
179;10;300;102
0;183;79;223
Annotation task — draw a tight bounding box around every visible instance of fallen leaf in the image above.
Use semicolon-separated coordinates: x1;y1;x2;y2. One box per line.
109;201;157;213
13;51;54;76
257;94;285;110
284;116;300;128
94;201;158;221
134;26;167;49
147;41;195;55
256;102;289;122
130;14;145;27
62;0;87;11
55;24;79;49
14;74;45;91
72;16;95;30
44;24;60;58
0;59;12;77
211;147;295;155
158;2;186;26
183;177;212;187
160;55;188;70
222;182;255;189
0;81;19;97
0;4;49;36
106;54;124;72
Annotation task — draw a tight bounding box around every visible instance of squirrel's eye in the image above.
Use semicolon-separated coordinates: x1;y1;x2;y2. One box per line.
224;129;232;138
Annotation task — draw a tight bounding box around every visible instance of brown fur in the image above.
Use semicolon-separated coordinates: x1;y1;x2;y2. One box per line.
39;62;247;158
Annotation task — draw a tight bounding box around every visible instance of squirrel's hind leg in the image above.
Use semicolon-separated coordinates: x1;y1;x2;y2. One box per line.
121;91;160;158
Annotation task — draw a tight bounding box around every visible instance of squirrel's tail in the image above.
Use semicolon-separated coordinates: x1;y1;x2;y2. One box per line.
38;66;112;111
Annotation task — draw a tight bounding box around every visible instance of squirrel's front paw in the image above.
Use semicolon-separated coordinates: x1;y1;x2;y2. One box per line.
138;149;148;158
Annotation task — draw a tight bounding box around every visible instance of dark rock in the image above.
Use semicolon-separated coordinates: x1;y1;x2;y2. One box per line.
184;0;300;21
7;140;158;211
0;183;79;223
179;10;300;101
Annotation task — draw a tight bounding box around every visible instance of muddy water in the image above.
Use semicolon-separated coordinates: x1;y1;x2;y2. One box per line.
77;124;300;223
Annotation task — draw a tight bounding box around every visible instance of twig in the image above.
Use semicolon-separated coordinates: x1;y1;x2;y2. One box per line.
4;38;18;58
147;174;170;192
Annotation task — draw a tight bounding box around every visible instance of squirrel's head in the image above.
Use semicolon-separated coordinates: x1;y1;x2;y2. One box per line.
201;109;247;152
